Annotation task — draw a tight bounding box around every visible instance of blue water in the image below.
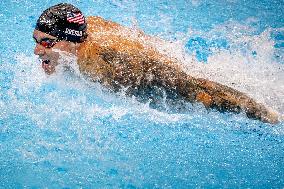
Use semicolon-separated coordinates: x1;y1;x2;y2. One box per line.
1;0;284;188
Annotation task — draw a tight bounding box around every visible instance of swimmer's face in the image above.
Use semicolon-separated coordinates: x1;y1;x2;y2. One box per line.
33;30;76;74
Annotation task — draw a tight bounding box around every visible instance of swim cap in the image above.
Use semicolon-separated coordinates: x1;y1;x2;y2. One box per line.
35;3;87;43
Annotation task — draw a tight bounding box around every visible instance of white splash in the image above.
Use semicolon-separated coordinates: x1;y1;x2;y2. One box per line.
151;21;284;115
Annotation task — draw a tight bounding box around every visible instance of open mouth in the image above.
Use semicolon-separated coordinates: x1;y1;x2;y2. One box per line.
42;60;50;65
41;59;51;71
41;60;50;67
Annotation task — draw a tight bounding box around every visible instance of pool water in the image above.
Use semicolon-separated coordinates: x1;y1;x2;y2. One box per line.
0;0;284;188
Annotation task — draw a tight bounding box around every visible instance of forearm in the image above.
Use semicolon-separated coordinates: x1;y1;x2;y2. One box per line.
179;73;279;123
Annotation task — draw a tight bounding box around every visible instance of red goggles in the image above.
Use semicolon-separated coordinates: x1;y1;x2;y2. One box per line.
33;37;59;48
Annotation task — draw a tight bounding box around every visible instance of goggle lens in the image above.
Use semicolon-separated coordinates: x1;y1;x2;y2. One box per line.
34;37;58;48
40;40;54;48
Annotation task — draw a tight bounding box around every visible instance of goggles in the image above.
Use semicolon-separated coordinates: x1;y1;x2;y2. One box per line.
33;37;59;48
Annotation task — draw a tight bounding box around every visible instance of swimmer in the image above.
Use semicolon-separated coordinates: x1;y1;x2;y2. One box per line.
33;3;280;124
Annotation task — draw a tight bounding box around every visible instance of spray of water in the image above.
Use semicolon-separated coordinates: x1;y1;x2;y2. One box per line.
146;21;284;115
5;20;284;133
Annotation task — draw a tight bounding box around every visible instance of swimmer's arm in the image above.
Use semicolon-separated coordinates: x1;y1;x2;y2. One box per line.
78;41;279;124
149;59;279;124
188;78;279;124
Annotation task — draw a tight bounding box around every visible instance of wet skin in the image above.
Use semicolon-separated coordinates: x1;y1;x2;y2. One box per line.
33;16;280;124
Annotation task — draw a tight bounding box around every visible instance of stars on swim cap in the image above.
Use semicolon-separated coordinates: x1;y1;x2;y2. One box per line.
66;12;85;25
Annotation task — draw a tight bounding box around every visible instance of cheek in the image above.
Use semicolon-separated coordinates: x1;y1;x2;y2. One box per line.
46;50;60;62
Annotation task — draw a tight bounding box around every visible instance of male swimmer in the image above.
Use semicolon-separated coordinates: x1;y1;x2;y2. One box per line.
33;3;280;124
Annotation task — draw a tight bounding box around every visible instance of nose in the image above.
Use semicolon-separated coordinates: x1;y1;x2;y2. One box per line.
34;43;45;55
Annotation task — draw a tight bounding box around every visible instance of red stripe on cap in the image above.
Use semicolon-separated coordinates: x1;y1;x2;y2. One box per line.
67;15;83;21
67;13;84;24
68;17;84;22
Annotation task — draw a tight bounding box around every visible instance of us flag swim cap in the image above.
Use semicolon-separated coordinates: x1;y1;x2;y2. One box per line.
35;3;87;43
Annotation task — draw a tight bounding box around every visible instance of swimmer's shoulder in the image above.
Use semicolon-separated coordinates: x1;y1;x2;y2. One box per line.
83;16;178;64
86;16;122;33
